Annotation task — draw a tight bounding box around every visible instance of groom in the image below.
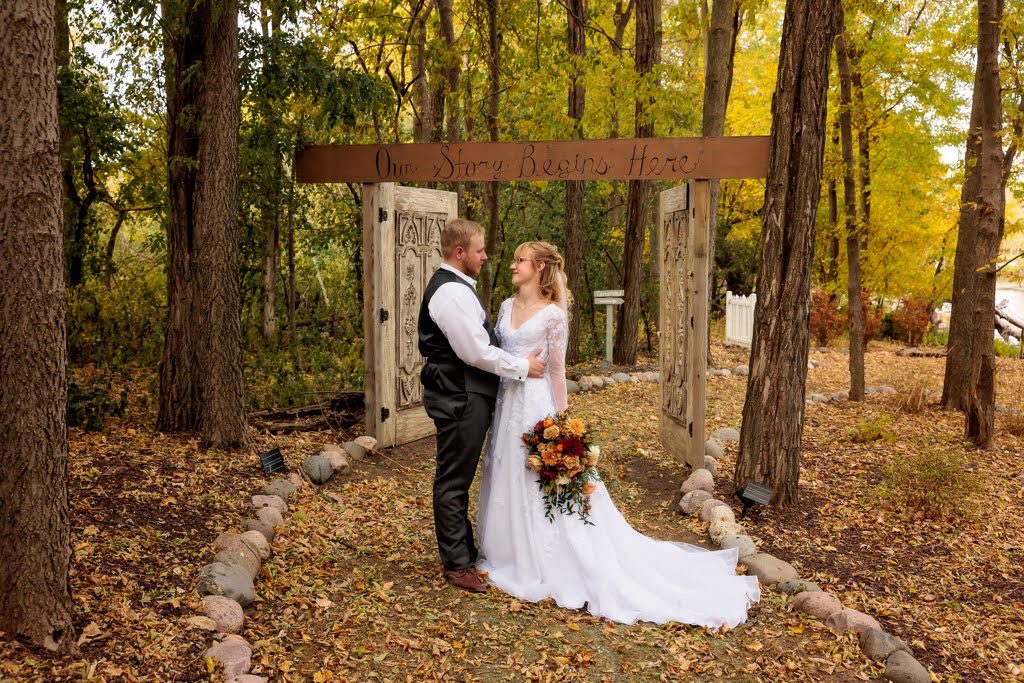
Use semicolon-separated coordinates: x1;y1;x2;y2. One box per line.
418;218;545;593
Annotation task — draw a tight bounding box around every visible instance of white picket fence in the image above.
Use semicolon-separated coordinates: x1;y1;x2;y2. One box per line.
725;291;755;348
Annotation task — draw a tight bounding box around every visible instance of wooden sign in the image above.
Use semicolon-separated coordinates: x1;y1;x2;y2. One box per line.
296;136;770;184
594;289;624;298
595;297;624;305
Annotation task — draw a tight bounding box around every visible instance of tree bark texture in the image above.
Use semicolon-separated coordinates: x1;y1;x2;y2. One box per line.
564;0;586;363
0;0;75;651
942;53;985;410
260;6;280;345
614;0;658;365
836;29;864;401
702;0;738;318
735;0;841;505
480;0;502;312
158;0;248;449
963;0;1005;448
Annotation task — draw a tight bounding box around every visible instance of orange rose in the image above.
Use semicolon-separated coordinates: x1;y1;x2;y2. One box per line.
527;456;543;471
555;443;564;452
542;450;561;466
543;425;561;440
562;455;581;471
543;418;554;428
583;482;597;495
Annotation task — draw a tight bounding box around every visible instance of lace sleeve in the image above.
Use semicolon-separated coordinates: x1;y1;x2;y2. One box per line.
546;307;569;411
495;298;510;345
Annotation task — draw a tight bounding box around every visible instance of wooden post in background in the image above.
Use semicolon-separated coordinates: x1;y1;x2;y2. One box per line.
594;289;624;364
688;180;710;469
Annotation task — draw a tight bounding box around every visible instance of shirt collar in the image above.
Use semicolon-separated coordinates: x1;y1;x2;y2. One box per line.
440;263;477;288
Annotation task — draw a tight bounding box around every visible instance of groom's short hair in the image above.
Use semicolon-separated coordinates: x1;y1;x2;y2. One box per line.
441;218;483;257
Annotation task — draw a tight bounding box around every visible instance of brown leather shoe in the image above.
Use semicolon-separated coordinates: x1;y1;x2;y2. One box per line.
444;568;488;593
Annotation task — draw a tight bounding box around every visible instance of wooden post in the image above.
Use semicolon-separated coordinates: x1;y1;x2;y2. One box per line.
594;290;624;364
362;182;396;444
688;180;710;469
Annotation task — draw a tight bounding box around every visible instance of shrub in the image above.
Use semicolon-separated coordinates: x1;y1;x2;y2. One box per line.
862;292;883;343
892;297;931;346
810;290;844;347
895;382;930;414
848;415;893;443
68;376;127;431
880;446;981;520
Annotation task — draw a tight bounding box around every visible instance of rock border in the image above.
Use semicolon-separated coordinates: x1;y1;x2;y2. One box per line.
676;433;931;683
569;360;823;395
194;436;377;681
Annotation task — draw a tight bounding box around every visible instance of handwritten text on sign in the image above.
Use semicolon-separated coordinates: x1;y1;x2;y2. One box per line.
295;137;770;184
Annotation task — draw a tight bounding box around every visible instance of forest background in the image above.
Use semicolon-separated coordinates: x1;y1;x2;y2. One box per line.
61;0;1024;414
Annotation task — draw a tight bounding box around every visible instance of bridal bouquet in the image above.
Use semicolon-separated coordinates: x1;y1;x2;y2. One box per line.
522;411;601;524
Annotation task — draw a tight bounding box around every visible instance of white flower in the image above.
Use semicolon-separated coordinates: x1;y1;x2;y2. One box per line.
556;475;571;486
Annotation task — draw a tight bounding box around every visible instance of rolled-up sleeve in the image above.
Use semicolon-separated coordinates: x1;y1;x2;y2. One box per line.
428;283;529;381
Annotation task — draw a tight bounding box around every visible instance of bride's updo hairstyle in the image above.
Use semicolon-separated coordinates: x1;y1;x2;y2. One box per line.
515;241;574;312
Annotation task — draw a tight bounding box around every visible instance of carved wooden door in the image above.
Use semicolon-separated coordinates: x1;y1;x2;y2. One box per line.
363;183;458;447
658;181;710;470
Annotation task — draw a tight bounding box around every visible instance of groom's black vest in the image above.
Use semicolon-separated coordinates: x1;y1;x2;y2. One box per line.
418;268;501;398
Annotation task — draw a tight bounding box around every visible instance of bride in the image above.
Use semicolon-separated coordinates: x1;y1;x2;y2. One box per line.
476;240;760;627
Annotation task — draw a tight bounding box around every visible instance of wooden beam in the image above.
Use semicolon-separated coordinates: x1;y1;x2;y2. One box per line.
687;180;711;471
296;136;770;184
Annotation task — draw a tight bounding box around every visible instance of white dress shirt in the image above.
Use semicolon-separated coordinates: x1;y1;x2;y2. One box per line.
428;264;529;381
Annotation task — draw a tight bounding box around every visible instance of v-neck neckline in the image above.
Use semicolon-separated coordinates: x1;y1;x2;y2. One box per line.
508;301;556;332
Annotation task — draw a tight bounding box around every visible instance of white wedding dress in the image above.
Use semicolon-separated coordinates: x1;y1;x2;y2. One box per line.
476;299;760;627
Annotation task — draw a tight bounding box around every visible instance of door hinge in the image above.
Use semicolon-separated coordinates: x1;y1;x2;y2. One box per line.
380;406;391;423
378;207;389;223
379;307;390;324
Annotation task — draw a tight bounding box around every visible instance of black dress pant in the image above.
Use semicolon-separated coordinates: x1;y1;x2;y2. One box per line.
424;387;494;571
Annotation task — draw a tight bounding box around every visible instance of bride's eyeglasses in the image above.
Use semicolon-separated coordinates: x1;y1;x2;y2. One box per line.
512;256;535;265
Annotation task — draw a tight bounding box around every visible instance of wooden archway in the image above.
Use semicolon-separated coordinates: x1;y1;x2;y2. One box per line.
295;136;769;470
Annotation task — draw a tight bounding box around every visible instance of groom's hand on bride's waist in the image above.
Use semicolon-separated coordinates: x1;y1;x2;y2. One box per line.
527;349;546;378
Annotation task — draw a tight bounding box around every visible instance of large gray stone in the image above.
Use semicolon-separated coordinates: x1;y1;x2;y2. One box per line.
708;505;736;527
719;534;757;558
343;441;367;461
302;454;333;484
807;393;828;404
197;562;255;607
704;438;725;459
612;372;632;383
678;489;712;515
202;595;244;635
741;553;798;585
791;591;843;619
680;469;714;495
825;608;882;635
229;676;269;683
324;450;350;474
214;531;242;552
567;380;581;394
712;427;740;442
213;546;260;580
255;506;284;528
703;455;717;474
263;479;297;501
590;376;605;389
777;579;821;595
719;368;733;377
883;650;930;683
239;530;271;561
709;520;745;545
860;628;909;663
244;518;275;543
699;498;730;522
286;471;305;490
251;495;287;514
732;365;749;376
205;635;253;679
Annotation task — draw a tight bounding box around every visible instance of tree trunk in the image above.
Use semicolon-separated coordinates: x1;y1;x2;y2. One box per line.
942;55;985;410
702;0;738;341
412;5;432;143
614;0;658;365
564;0;586;363
259;4;280;345
0;0;74;651
158;0;248;449
735;0;841;506
836;28;864;401
479;0;502;312
826;123;840;286
963;0;1005;448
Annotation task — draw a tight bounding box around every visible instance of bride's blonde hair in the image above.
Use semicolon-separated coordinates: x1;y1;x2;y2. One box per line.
515;241;573;312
